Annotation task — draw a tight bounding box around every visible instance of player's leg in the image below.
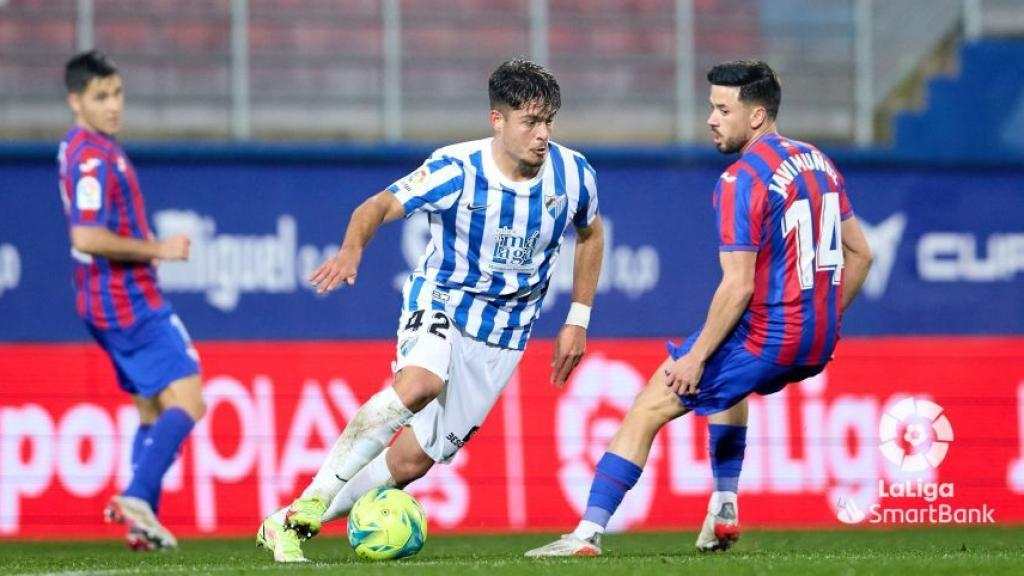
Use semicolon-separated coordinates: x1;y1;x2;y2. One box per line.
130;394;160;485
321;428;434;523
284;367;435;536
107;375;203;550
290;331;502;527
102;312;202;551
281;309;453;540
698;398;747;551
321;334;518;521
526;357;688;557
259;425;439;562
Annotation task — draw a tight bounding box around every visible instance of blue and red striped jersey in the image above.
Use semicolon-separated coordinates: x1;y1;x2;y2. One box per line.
714;133;854;367
58;126;168;330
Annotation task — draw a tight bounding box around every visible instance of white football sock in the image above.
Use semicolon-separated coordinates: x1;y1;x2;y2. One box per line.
710;490;738;513
269;505;287;525
572;520;605;540
322;448;397;523
301;386;412;502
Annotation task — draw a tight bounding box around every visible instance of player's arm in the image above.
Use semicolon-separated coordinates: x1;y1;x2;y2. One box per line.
308;191;405;294
665;251;756;395
71;226;190;262
839;216;873;311
66;148;188;263
551;215;605;387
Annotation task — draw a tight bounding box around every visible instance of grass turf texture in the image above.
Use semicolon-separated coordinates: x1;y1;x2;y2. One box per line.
1;526;1021;575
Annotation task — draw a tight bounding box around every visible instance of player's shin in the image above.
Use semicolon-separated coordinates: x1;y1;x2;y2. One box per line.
321;448;397;523
301;386;412;503
709;423;746;497
573;452;643;540
122;407;194;509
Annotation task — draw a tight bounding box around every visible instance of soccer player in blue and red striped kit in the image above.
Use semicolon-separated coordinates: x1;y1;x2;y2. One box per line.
59;50;206;550
526;60;874;557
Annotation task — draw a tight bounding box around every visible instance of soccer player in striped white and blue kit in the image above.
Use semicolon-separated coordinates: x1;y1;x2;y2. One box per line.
257;58;605;562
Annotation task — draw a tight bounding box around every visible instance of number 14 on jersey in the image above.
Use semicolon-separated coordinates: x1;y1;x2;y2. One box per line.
782;191;844;290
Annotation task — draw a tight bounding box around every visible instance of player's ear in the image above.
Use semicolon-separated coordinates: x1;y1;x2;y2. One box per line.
490;109;504;133
750;106;767;130
67;92;82;116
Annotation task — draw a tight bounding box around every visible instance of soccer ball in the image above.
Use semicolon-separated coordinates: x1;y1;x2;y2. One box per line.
347;487;428;560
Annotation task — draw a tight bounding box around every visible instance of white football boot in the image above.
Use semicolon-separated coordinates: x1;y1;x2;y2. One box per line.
696;493;740;552
525;533;602;557
104;495;178;551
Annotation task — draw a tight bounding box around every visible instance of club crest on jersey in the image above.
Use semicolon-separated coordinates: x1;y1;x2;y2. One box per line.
543;193;566;217
492;227;540;271
398;336;419;357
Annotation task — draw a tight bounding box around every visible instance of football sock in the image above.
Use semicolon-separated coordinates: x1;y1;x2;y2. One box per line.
322;448;397;523
130;423;152;472
709;424;746;493
575;452;643;539
122;408;194;512
130;424;154;509
302;386;412;503
709;490;738;514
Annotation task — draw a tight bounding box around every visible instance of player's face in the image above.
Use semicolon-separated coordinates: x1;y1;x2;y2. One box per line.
492;101;555;171
707;85;753;154
68;74;124;136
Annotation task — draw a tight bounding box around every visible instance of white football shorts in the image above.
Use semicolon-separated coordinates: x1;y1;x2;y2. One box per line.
393;307;523;463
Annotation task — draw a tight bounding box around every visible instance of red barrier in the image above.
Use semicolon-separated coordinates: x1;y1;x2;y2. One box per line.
1;338;1022;538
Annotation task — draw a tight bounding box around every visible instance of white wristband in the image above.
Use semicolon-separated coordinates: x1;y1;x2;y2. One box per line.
565;302;592;329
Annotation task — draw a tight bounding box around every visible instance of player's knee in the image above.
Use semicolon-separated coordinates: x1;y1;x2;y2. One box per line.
160;375;207;421
630;384;681;427
188;396;207;422
393;367;444;411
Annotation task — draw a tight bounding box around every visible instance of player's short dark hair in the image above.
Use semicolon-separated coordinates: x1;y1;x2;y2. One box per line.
707;60;781;120
65;50;119;94
488;58;561;116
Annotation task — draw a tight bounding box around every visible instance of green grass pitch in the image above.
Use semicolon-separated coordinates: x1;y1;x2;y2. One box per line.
1;526;1022;575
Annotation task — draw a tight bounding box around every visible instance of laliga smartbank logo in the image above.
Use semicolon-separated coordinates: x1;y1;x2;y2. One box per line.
835;397;995;526
879;397;953;472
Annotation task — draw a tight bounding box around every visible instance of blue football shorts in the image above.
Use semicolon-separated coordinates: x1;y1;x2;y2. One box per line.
666;329;825;416
86;309;201;398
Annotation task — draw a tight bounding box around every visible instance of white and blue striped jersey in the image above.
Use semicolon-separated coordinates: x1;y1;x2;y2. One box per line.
387;138;599;351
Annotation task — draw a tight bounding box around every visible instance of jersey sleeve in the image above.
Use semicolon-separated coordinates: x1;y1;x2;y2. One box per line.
67;146;112;227
714;165;765;252
387;153;465;217
836;169;854;220
572;155;599;228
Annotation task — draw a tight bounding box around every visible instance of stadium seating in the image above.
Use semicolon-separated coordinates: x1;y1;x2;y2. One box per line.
893;39;1024;159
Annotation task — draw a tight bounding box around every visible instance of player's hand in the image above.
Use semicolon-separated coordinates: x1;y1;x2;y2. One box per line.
309;246;361;294
550;324;586;387
664;352;704;396
156;235;191;261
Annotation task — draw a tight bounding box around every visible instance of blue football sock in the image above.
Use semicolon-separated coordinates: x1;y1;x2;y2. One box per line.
131;424;152;472
581;452;643;530
130;424;154;510
709;424;747;493
123;407;194;513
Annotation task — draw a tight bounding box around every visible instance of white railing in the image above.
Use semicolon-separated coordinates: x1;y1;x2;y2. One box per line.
0;0;1018;143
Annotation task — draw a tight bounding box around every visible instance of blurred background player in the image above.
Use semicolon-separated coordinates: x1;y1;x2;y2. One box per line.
256;58;604;563
525;59;874;557
59;50;207;550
